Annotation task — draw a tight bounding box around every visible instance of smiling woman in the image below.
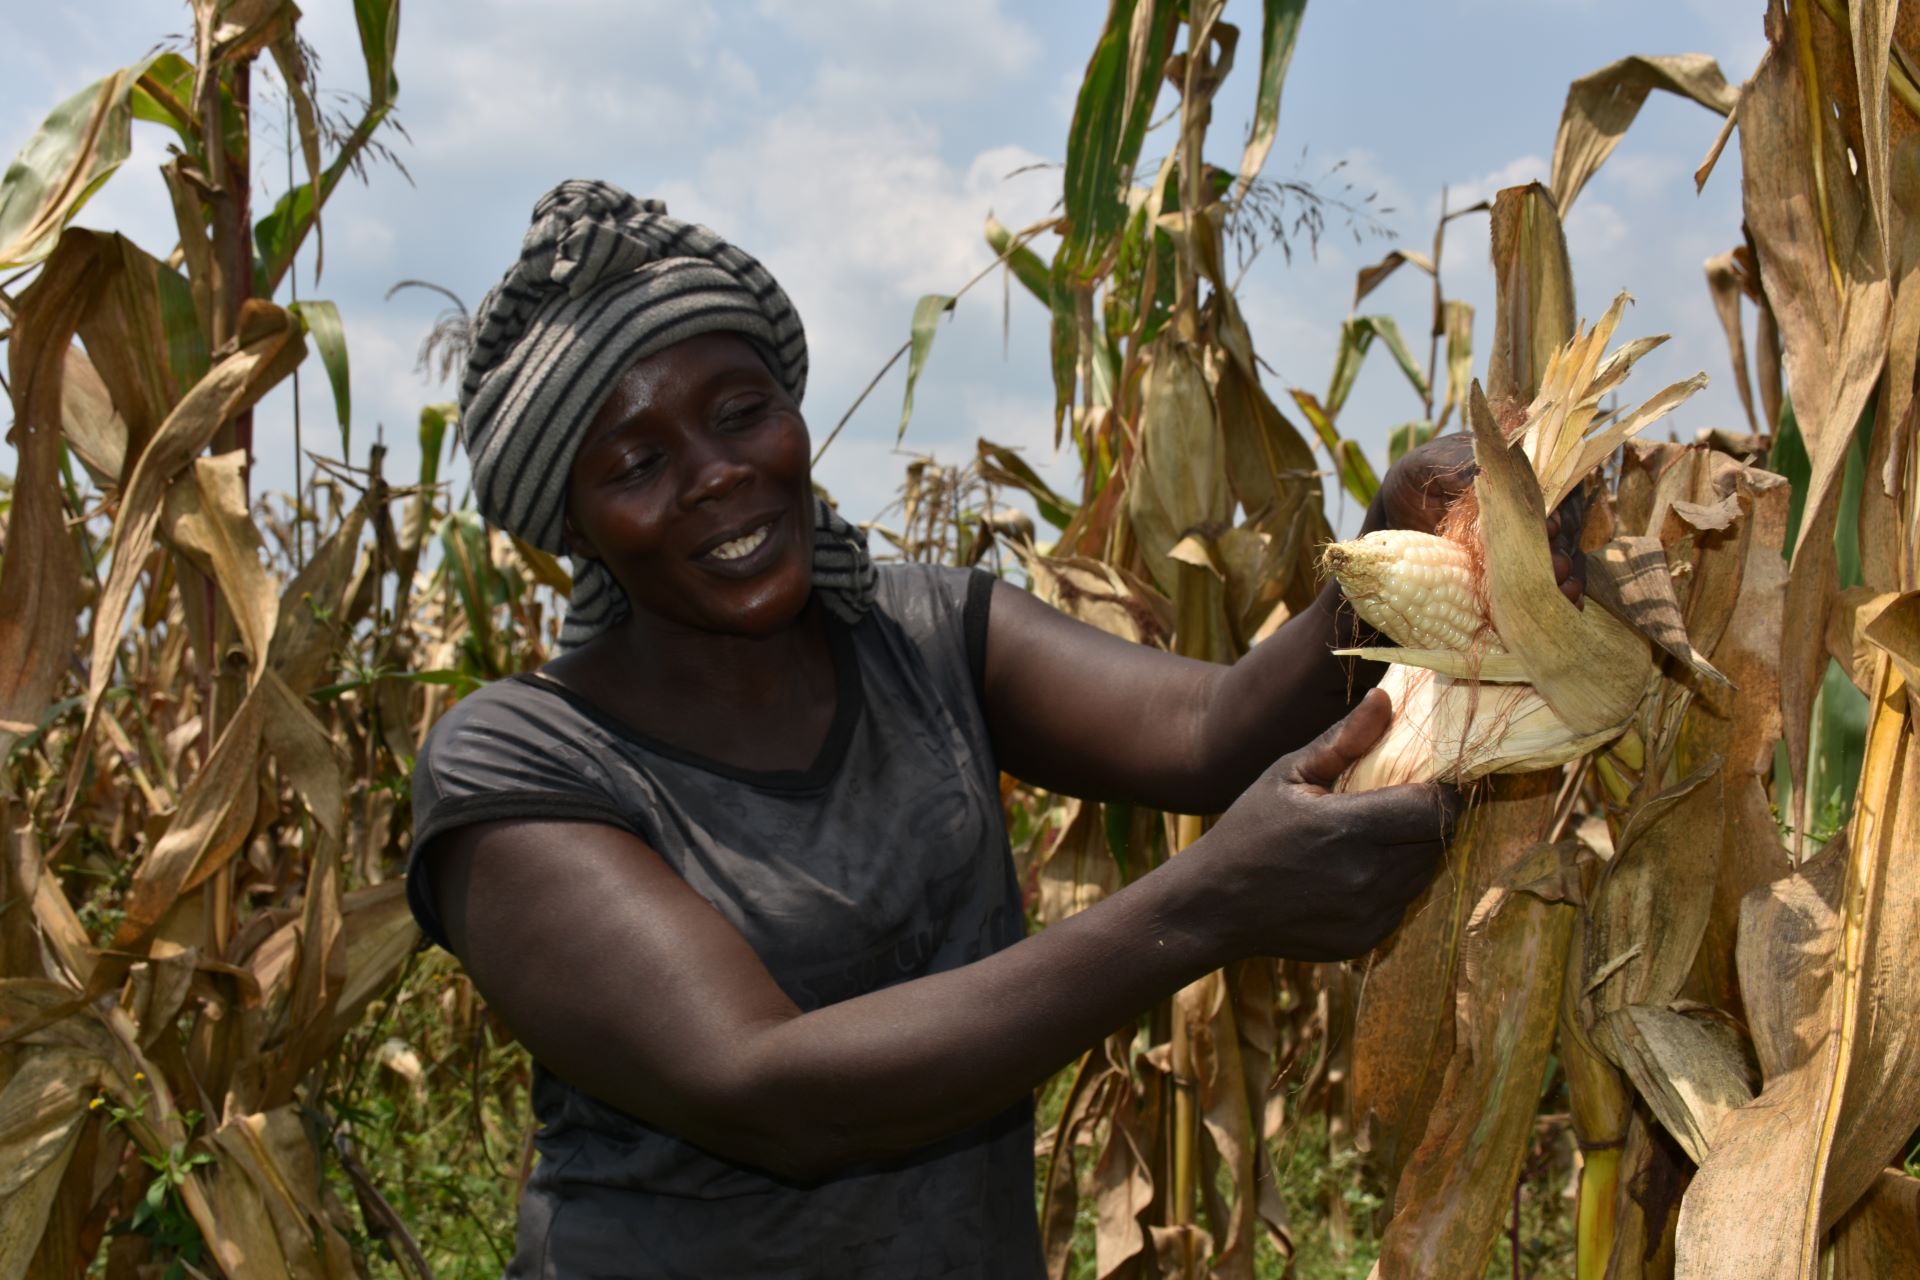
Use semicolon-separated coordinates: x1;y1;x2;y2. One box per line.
408;178;1469;1279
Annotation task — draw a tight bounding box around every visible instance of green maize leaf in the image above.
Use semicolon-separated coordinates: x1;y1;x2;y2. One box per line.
354;0;401;111
289;301;351;458
1290;387;1378;506
1770;397;1874;841
418;403;456;491
984;213;1050;304
1234;0;1308;199
1336;439;1381;505
0;56;159;269
1388;420;1437;464
1047;257;1081;437
1060;0;1176;278
1326;314;1430;420
897;293;955;441
977;439;1078;531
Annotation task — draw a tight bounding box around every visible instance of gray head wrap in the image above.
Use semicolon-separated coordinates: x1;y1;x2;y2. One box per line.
457;179;876;648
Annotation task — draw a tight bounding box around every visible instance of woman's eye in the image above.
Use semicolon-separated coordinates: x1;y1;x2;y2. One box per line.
619;452;664;480
718;396;769;426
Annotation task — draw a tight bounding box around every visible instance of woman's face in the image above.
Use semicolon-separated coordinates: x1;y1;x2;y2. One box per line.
564;332;815;637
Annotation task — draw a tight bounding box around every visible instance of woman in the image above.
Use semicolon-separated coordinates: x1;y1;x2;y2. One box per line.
408;181;1580;1278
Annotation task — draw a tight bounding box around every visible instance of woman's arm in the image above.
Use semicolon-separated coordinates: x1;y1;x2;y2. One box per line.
984;435;1588;814
982;504;1387;815
427;691;1450;1183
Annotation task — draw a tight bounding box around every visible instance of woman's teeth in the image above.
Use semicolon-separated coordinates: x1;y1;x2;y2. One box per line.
707;523;770;561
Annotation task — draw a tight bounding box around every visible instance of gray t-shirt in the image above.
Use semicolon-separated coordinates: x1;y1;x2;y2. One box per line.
407;563;1042;1279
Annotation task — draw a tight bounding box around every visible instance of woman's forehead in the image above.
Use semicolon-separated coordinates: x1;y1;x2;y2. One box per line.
586;333;778;436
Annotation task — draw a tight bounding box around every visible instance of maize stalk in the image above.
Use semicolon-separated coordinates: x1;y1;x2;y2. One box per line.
1331;295;1704;791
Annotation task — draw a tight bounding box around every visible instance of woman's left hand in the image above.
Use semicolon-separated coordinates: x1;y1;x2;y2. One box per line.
1374;432;1586;608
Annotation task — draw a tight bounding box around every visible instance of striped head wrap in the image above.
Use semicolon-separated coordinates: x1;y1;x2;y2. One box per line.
458;179;877;648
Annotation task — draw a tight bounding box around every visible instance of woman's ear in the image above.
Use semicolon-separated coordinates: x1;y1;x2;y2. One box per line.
561;514;597;562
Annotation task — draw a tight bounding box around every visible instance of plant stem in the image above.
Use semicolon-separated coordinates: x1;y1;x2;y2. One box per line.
1574;1146;1620;1279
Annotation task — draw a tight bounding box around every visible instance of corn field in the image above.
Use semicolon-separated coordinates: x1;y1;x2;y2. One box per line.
2;1;1919;1278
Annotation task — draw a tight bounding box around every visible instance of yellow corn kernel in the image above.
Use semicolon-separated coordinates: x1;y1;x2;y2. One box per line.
1321;529;1500;654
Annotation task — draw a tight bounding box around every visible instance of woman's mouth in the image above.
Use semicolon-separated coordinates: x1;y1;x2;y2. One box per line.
706;523;771;562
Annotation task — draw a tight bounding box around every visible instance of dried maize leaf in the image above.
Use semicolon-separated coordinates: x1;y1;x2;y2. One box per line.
1471;383;1654;736
77;301;305;757
326;881;419;1042
1370;841;1581;1279
1550;53;1737;216
1691;469;1793;1019
1584;537;1731;698
1739;30;1892;840
1583;752;1724;1037
1678;657;1920;1277
1861;590;1920;688
1487;184;1576;407
1331;646;1531;683
1350;771;1557;1202
1824;1169;1920;1277
59;344;128;486
1129;336;1233;595
0;235;91;762
161;451;279;681
190;1107;356;1280
1597;1004;1754;1167
0;1049;110;1280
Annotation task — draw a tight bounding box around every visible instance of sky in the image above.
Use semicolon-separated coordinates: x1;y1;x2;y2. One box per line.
3;0;1769;540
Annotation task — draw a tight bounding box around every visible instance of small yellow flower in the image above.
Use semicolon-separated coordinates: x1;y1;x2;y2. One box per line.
133;1072;146;1084
89;1097;104;1110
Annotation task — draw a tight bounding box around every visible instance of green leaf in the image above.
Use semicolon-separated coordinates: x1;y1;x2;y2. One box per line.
126;53;200;151
1387;420;1437;465
1060;0;1177;277
289;300;351;458
1336;439;1381;505
155;261;210;390
438;511;498;672
897;293;955;441
1291;389;1379;506
1047;258;1080;436
353;0;402;110
309;668;483;704
0;57;158;269
1326;315;1430;420
1235;0;1309;197
977;439;1078;531
418;403;457;491
1769;397;1874;837
984;213;1050;303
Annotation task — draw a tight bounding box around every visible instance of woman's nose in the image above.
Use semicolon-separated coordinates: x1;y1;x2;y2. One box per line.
679;438;751;508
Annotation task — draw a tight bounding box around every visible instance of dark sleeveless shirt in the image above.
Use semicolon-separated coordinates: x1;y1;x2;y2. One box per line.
406;564;1043;1279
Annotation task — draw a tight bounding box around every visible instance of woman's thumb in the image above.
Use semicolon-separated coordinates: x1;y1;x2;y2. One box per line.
1288;687;1394;789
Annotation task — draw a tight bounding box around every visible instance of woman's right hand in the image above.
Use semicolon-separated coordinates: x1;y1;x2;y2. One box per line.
1200;687;1456;961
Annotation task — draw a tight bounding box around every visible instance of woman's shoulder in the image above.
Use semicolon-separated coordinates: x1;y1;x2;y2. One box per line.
414;672;629;806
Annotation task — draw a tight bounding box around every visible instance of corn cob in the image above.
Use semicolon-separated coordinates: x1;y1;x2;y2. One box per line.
1322;530;1503;655
1330;295;1703;792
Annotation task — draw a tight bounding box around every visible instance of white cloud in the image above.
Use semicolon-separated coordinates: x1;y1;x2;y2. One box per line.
1441;153;1550;213
1565;197;1628;256
755;0;1040;104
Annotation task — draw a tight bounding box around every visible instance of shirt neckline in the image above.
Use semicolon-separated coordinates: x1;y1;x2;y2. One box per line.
510;615;864;793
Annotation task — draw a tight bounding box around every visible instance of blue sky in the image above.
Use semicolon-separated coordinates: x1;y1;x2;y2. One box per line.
4;0;1766;536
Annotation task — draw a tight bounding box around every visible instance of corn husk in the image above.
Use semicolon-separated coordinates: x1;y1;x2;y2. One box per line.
1337;301;1705;791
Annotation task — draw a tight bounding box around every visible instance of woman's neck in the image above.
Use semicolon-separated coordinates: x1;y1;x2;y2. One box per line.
541;597;841;771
